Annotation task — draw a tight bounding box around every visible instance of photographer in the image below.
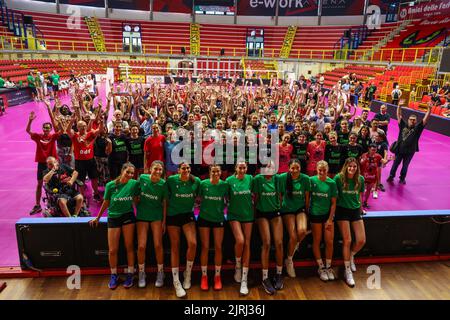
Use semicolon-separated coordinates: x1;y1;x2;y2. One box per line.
42;156;84;217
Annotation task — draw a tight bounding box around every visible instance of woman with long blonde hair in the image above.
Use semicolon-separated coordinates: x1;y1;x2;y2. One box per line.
333;158;366;287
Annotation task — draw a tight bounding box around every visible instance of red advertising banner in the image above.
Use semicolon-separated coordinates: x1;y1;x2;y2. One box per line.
59;0;104;7
399;0;450;20
153;0;192;14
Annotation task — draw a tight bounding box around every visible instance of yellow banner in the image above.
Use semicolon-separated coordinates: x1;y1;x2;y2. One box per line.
84;17;106;52
279;26;297;59
121;74;145;83
190;23;200;56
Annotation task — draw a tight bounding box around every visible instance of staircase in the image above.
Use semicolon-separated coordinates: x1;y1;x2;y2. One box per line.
279;26;297;59
360;20;411;61
84;16;106;52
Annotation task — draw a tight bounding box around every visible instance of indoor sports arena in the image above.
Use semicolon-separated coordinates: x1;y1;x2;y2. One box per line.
0;0;449;306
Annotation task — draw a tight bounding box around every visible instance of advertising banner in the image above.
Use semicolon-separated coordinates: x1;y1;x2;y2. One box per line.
238;0;316;16
321;0;364;16
279;26;297;59
60;0;104;7
190;23;201;56
399;0;450;20
153;0;193;14
109;0;150;10
0;87;32;107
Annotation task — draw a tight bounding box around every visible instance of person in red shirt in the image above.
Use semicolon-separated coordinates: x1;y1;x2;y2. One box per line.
144;124;166;172
68;117;103;201
26;111;61;215
277;134;293;173
360;144;382;211
306;132;326;176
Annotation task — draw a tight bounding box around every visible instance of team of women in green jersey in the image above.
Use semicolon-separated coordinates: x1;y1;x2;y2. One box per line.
90;157;367;296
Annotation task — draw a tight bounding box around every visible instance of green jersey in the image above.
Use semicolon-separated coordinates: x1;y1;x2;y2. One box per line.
27;75;35;88
167;174;201;216
0;77;5;87
136;175;167;221
252;174;280;212
334;173;365;210
226;174;254;222
199;179;228;223
104;179;139;218
278;172;311;213
309;176;338;216
51;73;60;86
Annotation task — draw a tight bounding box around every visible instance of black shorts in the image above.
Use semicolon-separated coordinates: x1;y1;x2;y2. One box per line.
255;210;281;221
166;212;196;227
58;188;81;200
197;216;224;228
107;211;136;228
309;213;330;224
335;206;362;222
280;207;306;217
52;85;59;92
75;158;98;181
30;87;37;95
37;162;47;180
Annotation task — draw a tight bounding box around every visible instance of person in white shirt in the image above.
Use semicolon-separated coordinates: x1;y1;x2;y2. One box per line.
86;75;96;99
391;85;402;106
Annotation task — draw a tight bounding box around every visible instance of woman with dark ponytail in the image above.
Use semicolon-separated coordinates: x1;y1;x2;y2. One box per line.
166;162;201;298
278;159;311;278
89;162;138;290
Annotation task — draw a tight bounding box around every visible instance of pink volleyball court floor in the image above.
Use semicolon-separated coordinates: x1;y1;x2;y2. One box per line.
0;86;449;267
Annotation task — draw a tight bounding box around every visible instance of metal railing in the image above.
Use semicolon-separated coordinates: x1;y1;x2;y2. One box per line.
0;35;444;64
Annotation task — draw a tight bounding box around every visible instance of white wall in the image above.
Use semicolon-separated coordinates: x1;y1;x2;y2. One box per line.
7;0;384;26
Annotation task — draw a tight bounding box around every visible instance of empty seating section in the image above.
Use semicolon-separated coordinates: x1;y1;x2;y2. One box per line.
199;24;247;57
371;66;435;102
244;60;277;78
290;25;350;59
372;19;450;62
97;18;190;54
0;60;28;83
19;10;93;51
196;60;241;77
261;26;287;58
322;65;384;88
6;10;447;63
352;22;402;59
0;59;169;84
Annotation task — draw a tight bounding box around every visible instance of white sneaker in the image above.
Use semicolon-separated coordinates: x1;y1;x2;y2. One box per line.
234;268;242;283
372;190;378;199
239;280;249;296
350;259;357;272
318;268;329;281
345;270;355;287
155;271;165;288
138;271;146;288
285;258;296;278
174;281;186;298
326;267;336;281
183;270;191;290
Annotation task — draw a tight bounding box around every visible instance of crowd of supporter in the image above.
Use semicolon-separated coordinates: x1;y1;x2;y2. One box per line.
28;72;399;215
